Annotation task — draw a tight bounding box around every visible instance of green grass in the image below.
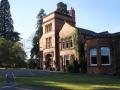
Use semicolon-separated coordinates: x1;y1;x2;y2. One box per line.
0;77;4;85
15;73;120;90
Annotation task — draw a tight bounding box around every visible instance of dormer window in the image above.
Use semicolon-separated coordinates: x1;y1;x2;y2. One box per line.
45;23;52;33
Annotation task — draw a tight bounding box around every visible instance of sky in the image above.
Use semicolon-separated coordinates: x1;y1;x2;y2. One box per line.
7;0;120;57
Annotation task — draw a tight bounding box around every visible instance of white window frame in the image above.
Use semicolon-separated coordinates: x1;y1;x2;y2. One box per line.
64;55;70;61
101;47;111;66
90;48;97;66
64;55;70;65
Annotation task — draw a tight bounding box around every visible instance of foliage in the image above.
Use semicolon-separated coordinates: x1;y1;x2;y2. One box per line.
73;28;81;59
73;28;87;72
0;38;27;68
0;0;26;68
31;9;46;59
45;58;51;70
67;60;80;73
12;42;27;68
28;59;37;69
56;2;69;16
0;0;20;42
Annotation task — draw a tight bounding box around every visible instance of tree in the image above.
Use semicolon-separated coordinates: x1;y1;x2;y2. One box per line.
28;59;36;69
0;0;20;42
31;9;46;59
56;2;69;16
0;37;27;68
11;42;27;68
0;0;26;68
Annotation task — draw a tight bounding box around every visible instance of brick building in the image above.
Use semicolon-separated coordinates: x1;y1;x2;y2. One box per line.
39;2;75;70
86;32;120;75
39;2;120;74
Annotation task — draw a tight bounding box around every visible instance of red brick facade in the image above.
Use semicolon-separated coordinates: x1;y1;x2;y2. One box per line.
86;36;120;75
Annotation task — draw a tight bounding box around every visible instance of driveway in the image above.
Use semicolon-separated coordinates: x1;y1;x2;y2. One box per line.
0;69;52;77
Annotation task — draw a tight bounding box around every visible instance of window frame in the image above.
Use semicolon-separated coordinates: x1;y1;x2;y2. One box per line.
45;23;52;33
101;47;111;66
46;37;52;48
62;41;65;49
90;48;97;66
64;55;70;65
61;37;73;50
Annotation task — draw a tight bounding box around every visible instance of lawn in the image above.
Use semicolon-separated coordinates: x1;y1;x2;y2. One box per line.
0;77;5;85
15;73;120;90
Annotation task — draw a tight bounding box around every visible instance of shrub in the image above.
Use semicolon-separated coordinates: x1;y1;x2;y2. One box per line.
66;60;80;73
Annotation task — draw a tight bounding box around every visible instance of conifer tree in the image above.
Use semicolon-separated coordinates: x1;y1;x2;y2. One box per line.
0;0;26;68
0;0;20;42
31;9;46;59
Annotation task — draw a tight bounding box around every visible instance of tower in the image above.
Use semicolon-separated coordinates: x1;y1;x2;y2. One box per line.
40;2;76;70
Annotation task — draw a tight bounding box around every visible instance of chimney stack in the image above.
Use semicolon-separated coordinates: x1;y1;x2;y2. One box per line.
69;7;75;23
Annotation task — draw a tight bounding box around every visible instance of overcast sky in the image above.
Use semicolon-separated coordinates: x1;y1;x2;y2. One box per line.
7;0;120;57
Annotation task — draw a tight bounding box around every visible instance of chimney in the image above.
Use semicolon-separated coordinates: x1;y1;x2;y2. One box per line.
69;7;75;23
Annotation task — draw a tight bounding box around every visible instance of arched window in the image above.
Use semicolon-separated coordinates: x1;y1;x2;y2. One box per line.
90;48;97;66
101;47;111;65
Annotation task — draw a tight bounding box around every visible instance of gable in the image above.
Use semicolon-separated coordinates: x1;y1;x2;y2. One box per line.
59;22;76;38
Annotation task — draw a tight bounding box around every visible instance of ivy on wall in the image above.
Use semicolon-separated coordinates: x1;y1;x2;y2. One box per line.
73;28;80;60
65;28;87;73
73;28;86;63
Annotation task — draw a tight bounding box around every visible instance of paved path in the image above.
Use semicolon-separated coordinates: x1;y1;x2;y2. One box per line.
0;69;52;77
0;69;60;90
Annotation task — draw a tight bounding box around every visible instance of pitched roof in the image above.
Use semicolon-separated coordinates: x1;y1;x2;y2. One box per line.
76;27;97;36
75;27;120;38
111;32;120;37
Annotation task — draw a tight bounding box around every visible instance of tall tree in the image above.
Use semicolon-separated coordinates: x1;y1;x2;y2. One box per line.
31;9;46;59
0;0;26;68
0;0;20;42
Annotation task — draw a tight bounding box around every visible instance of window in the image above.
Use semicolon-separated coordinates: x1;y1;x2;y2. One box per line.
46;38;48;48
64;55;70;65
45;23;52;33
49;37;52;47
66;40;69;48
49;23;52;32
61;37;73;50
46;37;52;48
62;41;65;49
70;39;73;47
101;47;111;65
90;48;97;66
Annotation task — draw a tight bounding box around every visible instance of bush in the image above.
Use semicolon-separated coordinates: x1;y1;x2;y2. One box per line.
66;60;80;73
80;56;87;73
66;64;73;72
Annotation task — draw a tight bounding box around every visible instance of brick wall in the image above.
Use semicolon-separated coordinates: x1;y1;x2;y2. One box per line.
86;37;116;74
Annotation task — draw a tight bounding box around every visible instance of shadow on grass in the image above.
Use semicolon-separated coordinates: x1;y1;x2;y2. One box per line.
15;73;120;90
93;88;120;90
